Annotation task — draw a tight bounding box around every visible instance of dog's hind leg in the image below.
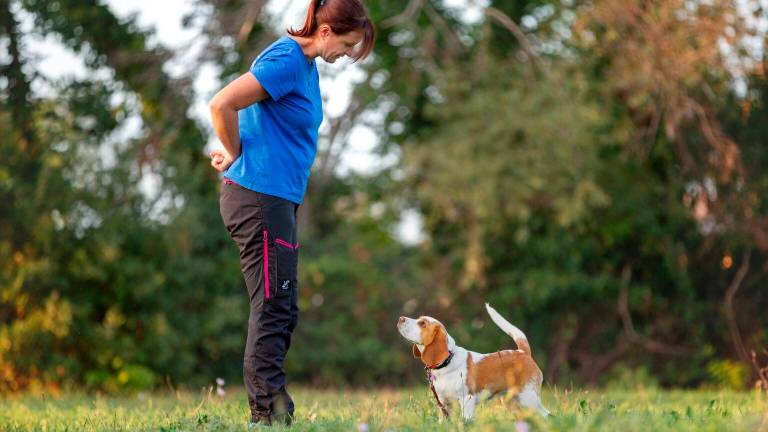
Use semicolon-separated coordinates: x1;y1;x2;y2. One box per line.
517;383;549;417
537;401;550;417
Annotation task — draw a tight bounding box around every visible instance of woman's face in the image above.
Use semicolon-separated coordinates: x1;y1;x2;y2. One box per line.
318;26;363;63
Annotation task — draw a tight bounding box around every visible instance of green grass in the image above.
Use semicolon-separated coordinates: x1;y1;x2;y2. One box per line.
1;387;766;431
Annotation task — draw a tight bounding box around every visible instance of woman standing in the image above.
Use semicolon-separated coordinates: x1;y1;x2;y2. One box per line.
209;0;374;426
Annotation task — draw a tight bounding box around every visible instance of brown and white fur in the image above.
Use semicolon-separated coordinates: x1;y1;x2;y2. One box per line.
397;303;549;421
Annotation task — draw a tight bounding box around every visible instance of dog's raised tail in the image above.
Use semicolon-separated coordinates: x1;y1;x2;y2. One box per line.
485;303;531;355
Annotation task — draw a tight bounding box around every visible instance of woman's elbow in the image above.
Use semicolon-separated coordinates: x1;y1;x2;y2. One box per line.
209;93;229;114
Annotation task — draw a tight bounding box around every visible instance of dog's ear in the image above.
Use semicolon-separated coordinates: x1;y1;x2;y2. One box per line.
420;323;437;346
421;325;450;368
412;344;422;358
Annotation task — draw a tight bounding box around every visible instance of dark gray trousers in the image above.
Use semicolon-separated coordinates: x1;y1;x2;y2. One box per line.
219;180;299;422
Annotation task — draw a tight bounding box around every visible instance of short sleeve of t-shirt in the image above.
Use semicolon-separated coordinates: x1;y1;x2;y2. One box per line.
250;45;300;101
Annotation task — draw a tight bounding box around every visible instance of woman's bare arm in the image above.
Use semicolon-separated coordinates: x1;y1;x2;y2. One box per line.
209;72;271;160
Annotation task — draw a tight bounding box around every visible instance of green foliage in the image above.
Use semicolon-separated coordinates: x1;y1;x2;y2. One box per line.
409;62;609;243
604;364;660;391
707;360;750;391
1;0;240;393
375;0;768;388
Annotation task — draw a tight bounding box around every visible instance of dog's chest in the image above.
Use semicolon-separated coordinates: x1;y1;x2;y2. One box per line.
432;367;468;400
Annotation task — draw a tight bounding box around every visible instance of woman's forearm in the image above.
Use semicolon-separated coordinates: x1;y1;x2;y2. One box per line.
210;100;241;159
208;72;271;159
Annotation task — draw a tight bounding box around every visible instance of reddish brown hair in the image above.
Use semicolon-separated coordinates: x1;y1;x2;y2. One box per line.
288;0;375;61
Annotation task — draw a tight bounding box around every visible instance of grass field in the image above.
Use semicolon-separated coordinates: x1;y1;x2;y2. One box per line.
1;386;766;431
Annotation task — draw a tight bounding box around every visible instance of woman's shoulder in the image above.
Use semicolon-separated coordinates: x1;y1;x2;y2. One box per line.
258;37;303;61
248;37;309;99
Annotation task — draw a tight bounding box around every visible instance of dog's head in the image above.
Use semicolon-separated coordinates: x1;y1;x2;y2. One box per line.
397;315;456;368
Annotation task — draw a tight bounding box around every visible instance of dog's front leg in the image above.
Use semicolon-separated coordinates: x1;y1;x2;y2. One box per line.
460;395;478;422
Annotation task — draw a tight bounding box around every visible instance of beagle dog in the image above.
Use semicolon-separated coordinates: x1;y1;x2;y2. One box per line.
397;303;549;421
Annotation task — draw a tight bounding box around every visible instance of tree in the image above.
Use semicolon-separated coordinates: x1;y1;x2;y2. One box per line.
1;0;243;392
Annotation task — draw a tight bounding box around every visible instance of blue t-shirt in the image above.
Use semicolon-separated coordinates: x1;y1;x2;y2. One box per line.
224;36;323;204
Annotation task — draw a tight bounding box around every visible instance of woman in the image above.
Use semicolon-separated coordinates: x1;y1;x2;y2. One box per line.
208;0;374;427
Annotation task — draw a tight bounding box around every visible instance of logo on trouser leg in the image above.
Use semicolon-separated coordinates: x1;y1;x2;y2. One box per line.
281;280;291;290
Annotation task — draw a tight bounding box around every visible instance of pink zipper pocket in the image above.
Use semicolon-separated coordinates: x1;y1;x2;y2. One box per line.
263;230;270;300
275;238;299;250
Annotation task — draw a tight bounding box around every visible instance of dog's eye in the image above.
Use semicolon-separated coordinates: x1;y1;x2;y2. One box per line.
418;320;426;328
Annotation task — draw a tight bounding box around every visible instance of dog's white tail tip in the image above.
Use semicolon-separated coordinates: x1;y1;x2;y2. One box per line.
485;302;531;355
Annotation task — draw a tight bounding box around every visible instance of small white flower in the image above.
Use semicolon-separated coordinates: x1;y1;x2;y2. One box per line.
358;422;369;432
216;377;225;386
216;387;226;397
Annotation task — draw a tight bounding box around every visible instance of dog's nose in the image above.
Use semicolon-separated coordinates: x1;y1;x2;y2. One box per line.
398;316;405;324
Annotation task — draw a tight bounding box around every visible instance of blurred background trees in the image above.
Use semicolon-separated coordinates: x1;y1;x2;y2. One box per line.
1;0;766;392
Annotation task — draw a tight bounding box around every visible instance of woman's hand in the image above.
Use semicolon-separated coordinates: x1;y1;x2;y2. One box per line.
210;148;235;172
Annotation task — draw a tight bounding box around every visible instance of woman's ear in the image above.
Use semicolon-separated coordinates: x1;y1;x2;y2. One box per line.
318;23;332;40
412;344;422;358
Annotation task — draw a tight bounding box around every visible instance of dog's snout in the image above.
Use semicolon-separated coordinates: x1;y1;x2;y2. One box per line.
398;316;406;324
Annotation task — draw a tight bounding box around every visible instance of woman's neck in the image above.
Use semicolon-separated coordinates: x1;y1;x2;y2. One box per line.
288;35;318;64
